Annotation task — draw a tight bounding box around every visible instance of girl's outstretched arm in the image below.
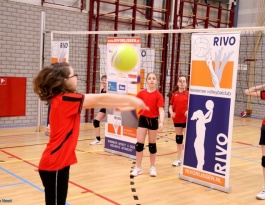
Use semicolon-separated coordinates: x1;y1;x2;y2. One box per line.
82;93;149;110
245;84;265;97
114;107;137;112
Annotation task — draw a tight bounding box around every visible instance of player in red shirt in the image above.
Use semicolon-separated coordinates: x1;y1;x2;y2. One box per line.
130;72;165;177
33;62;148;205
91;75;107;145
167;75;189;167
245;84;265;200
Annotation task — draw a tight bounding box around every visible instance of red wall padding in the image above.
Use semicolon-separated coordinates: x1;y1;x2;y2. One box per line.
0;77;26;117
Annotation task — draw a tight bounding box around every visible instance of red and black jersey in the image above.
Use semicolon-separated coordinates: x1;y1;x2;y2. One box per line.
39;93;84;171
137;89;164;118
169;90;189;123
261;91;265;125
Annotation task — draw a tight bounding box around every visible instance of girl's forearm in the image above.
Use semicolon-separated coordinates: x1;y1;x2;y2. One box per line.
83;94;147;109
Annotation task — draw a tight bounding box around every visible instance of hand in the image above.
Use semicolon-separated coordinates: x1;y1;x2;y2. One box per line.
158;122;164;131
135;98;149;110
184;111;188;117
170;112;176;118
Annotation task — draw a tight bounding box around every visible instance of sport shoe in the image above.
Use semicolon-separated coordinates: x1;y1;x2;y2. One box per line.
44;126;50;136
90;139;102;145
256;188;265;200
149;166;157;177
130;167;142;177
172;159;182;167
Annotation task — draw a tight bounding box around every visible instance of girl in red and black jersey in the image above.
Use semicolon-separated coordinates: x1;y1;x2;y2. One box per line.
130;72;165;177
167;75;189;167
91;75;107;145
33;63;148;205
245;84;265;200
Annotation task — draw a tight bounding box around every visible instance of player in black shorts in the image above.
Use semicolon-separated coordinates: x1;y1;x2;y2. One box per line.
91;75;107;145
130;72;164;177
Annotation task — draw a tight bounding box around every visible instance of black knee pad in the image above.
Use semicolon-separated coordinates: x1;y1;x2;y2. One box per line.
176;135;183;144
149;143;157;154
135;142;144;152
262;156;265;167
93;119;100;128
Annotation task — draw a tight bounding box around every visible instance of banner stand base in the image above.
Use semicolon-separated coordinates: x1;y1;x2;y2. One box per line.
104;148;136;160
179;174;232;193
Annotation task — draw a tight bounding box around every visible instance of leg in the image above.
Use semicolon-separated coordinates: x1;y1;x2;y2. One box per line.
148;129;158;177
256;129;265;199
39;166;70;205
172;127;184;167
136;127;148;167
262;145;265;186
91;111;106;145
57;166;70;205
175;127;184;159
130;127;147;177
94;111;106;138
148;129;158;167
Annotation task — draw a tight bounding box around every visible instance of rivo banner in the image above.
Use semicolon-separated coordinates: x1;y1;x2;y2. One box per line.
104;37;141;159
51;41;69;63
179;32;240;193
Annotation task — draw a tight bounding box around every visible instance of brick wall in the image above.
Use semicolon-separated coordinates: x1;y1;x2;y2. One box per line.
0;0;89;127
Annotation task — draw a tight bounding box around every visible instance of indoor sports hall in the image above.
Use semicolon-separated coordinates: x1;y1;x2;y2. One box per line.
1;0;265;204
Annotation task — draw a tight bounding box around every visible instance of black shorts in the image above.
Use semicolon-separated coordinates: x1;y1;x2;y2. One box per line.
259;129;265;145
99;108;106;114
174;123;186;128
138;115;158;130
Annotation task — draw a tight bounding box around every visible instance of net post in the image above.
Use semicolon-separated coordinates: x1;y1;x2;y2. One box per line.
37;10;46;132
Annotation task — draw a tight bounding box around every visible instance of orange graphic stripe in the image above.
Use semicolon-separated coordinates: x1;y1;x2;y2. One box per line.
122;126;137;138
190;61;233;89
107;124;121;135
183;167;225;186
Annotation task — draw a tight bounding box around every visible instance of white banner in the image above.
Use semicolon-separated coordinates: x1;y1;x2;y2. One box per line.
99;45;155;85
104;37;141;158
179;33;240;193
51;41;69;63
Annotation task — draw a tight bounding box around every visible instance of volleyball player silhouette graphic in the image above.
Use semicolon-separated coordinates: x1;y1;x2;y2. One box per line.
191;100;214;170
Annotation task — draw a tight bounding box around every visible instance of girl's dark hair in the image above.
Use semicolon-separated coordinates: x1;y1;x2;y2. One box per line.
101;75;107;80
167;85;178;98
33;62;74;103
167;75;188;98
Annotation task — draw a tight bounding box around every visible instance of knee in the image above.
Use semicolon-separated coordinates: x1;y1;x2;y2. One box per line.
93;119;100;128
149;143;157;154
176;135;183;144
262;156;265;167
135;142;144;152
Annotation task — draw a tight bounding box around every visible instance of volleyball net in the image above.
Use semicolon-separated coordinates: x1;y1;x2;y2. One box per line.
39;27;265;126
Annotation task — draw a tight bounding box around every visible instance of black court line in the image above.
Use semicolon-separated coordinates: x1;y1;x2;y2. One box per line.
130;161;141;205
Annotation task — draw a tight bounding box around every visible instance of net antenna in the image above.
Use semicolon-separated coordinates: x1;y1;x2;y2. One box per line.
246;0;265;116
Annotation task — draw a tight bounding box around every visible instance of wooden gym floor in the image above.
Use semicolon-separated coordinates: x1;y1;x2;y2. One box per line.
0;116;264;205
